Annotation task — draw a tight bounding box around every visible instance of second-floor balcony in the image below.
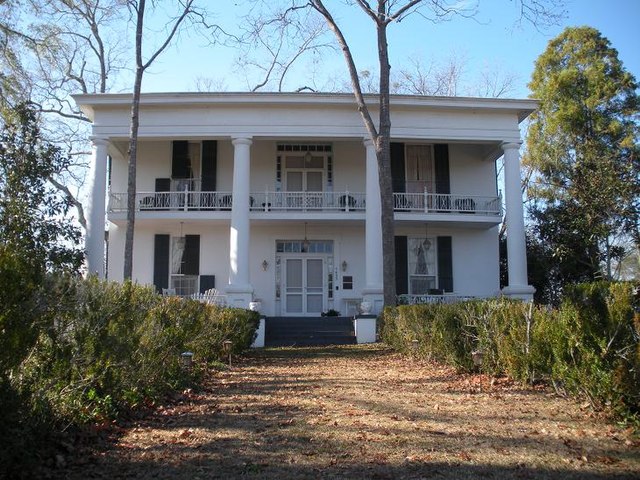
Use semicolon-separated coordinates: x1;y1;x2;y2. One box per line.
108;190;502;217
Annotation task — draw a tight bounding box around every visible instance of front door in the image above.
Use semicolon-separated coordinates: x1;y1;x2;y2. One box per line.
284;257;324;315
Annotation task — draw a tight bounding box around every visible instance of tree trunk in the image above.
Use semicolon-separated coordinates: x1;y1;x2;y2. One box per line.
375;17;397;306
309;0;398;306
124;0;146;280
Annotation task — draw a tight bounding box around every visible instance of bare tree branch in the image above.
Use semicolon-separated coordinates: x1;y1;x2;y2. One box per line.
48;175;87;229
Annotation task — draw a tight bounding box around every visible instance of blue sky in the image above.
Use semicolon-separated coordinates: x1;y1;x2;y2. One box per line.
141;0;640;98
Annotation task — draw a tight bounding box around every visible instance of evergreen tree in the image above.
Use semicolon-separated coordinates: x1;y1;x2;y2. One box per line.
525;26;639;290
0;104;83;273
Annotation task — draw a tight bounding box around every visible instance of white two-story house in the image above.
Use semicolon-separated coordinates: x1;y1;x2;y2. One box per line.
74;92;536;317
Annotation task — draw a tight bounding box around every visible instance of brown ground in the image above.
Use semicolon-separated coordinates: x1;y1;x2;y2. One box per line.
57;344;639;479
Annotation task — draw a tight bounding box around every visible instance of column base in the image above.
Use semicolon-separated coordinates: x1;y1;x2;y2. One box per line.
225;284;254;308
501;285;536;301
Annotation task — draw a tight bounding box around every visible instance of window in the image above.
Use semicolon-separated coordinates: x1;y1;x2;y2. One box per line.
342;275;353;290
408;237;436;294
170;235;200;295
405;145;434;193
276;240;333;254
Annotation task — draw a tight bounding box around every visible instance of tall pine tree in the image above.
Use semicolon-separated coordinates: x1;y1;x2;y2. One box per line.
525;26;639;292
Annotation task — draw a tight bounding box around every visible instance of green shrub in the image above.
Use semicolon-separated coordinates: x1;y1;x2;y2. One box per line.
539;282;639;418
382;283;640;424
2;274;261;475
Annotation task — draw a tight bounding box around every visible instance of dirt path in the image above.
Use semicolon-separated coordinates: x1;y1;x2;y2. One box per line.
59;345;639;479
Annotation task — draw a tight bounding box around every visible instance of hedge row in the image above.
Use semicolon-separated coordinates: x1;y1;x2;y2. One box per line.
381;282;640;423
1;274;259;476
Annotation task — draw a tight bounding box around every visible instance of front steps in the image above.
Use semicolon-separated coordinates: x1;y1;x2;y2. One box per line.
265;316;356;347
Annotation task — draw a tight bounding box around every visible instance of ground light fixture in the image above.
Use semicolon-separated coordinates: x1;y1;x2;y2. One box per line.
472;350;484;369
180;351;194;370
411;339;419;356
222;339;233;367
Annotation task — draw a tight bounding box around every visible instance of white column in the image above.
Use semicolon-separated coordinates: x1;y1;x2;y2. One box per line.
501;142;535;300
85;137;109;278
361;138;384;314
227;137;253;306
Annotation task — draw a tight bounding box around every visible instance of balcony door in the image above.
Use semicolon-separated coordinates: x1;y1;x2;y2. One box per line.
285;154;324;210
284;257;325;315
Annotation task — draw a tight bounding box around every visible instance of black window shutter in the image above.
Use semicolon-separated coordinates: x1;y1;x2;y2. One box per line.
434;144;450;194
437;236;453;292
201;140;217;191
183;235;200;275
155;178;171;192
199;275;216;293
153;234;170;293
172;140;191;179
390;142;406;193
395;235;408;295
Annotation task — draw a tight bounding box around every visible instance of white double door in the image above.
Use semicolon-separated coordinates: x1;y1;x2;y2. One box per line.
284;257;325;315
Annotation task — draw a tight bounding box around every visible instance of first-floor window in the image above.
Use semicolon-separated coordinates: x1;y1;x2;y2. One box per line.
408;237;436;294
170;235;200;295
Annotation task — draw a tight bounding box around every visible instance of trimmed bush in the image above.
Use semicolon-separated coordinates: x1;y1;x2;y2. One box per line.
1;275;259;476
381;282;639;424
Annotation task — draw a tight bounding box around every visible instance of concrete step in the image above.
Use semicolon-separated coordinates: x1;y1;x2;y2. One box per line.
265;316;356;347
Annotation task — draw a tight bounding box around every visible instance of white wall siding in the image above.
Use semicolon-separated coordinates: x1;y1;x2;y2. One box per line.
333;142;366;192
452;227;500;297
449;144;498;196
108;224;125;282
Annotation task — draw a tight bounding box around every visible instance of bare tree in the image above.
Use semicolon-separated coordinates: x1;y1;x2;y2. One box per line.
123;0;200;279
1;0;129;229
267;0;563;306
193;75;228;92
396;54;466;96
235;4;334;92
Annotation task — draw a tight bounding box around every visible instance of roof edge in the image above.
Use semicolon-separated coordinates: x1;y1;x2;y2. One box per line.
73;91;538;123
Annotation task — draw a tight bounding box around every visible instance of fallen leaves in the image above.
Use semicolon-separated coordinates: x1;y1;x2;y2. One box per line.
53;345;640;479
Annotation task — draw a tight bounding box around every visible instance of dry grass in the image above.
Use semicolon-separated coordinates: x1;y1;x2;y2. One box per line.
58;344;639;479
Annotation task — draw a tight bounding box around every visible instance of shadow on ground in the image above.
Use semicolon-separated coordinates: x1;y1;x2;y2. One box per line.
54;345;640;480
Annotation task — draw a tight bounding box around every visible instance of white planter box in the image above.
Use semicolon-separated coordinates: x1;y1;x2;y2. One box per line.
354;315;376;344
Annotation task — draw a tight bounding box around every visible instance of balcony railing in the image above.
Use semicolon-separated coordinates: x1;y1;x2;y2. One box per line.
250;191;365;212
397;294;480;305
394;192;502;216
109;191;234;212
108;190;501;216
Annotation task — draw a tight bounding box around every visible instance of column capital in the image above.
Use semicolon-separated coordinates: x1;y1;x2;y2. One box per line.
232;136;253;146
90;136;110;147
501;141;522;152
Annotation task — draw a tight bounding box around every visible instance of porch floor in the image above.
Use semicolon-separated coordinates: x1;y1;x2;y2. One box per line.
264;316;356;347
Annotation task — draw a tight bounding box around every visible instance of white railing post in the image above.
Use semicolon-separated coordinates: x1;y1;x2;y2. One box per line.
424;186;429;213
183;185;188;212
345;188;350;212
